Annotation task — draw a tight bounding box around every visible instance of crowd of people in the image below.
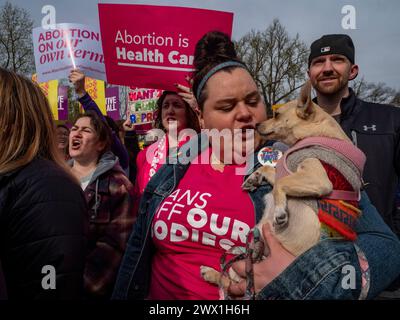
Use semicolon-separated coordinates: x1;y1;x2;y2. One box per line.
0;30;400;300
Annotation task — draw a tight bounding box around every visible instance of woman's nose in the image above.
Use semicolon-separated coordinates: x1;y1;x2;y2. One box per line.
71;131;82;138
166;106;175;114
236;102;253;121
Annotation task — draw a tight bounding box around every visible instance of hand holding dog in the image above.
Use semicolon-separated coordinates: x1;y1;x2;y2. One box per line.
228;223;296;297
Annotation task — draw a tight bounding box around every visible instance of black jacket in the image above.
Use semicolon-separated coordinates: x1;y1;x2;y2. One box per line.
318;89;400;237
0;158;88;299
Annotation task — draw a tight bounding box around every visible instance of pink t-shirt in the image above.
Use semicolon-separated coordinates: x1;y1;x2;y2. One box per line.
148;148;255;300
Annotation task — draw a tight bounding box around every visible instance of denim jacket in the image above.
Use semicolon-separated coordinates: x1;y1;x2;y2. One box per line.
112;133;400;300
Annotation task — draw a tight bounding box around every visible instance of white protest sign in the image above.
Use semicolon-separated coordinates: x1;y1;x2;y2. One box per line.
32;23;106;82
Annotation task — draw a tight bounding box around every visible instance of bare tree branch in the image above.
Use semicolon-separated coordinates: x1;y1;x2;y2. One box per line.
351;78;399;106
235;19;308;113
0;1;34;74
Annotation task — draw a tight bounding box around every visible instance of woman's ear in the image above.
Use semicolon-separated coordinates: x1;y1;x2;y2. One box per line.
96;140;107;154
199;112;205;129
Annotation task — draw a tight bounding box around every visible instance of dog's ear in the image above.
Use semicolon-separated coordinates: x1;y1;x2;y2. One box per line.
296;81;315;120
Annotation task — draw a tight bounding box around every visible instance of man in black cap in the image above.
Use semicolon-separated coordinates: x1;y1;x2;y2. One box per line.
308;34;400;293
308;34;400;235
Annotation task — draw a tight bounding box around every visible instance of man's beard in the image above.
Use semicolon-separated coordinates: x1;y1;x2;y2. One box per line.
314;76;349;96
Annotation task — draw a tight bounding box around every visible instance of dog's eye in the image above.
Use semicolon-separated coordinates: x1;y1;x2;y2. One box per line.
273;111;280;119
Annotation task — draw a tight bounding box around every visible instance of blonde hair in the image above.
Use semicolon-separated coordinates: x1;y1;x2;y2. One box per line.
0;68;70;174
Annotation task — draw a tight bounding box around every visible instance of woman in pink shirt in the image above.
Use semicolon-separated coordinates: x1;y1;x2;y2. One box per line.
123;89;201;215
115;31;283;300
113;31;400;301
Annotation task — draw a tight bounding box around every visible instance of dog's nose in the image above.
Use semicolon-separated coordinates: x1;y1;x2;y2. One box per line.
255;123;260;129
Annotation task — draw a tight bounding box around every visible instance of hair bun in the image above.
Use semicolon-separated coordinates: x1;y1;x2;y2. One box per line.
193;31;238;71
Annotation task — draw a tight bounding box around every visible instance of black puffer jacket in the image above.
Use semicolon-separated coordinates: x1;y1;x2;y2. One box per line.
0;157;88;299
318;89;400;237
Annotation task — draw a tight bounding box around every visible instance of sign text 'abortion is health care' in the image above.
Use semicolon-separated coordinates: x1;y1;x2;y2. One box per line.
98;4;233;90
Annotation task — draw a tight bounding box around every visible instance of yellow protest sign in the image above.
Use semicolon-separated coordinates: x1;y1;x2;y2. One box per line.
84;77;106;115
32;74;59;120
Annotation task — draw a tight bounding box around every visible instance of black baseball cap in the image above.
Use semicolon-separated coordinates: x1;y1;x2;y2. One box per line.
308;34;355;67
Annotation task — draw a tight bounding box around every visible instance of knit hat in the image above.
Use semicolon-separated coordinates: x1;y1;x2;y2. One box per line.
308;34;355;67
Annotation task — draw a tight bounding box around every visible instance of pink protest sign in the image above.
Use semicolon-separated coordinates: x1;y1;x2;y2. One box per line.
98;4;233;90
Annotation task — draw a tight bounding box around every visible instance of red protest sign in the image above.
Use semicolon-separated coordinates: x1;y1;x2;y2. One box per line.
98;4;233;90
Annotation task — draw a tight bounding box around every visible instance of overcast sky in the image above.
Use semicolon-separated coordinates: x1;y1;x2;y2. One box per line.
3;0;400;89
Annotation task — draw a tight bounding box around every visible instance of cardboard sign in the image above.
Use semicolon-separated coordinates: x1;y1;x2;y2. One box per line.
98;4;233;90
128;87;161;127
128;87;163;113
32;23;106;82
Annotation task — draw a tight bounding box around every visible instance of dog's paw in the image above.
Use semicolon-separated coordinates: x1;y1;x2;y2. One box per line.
200;266;219;285
228;268;242;283
273;206;289;229
242;171;263;191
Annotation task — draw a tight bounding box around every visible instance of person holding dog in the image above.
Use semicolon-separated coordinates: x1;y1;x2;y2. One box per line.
112;31;400;300
307;34;400;240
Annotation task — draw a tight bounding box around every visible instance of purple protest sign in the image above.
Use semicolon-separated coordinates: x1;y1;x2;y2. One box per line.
106;87;120;120
58;86;69;120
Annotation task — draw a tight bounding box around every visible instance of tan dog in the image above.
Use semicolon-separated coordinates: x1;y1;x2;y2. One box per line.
200;81;365;292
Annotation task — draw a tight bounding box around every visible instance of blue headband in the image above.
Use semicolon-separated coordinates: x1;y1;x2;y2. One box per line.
195;61;247;101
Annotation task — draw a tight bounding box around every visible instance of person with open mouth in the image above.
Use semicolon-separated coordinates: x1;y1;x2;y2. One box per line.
69;111;135;300
112;31;400;301
123;88;201;217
